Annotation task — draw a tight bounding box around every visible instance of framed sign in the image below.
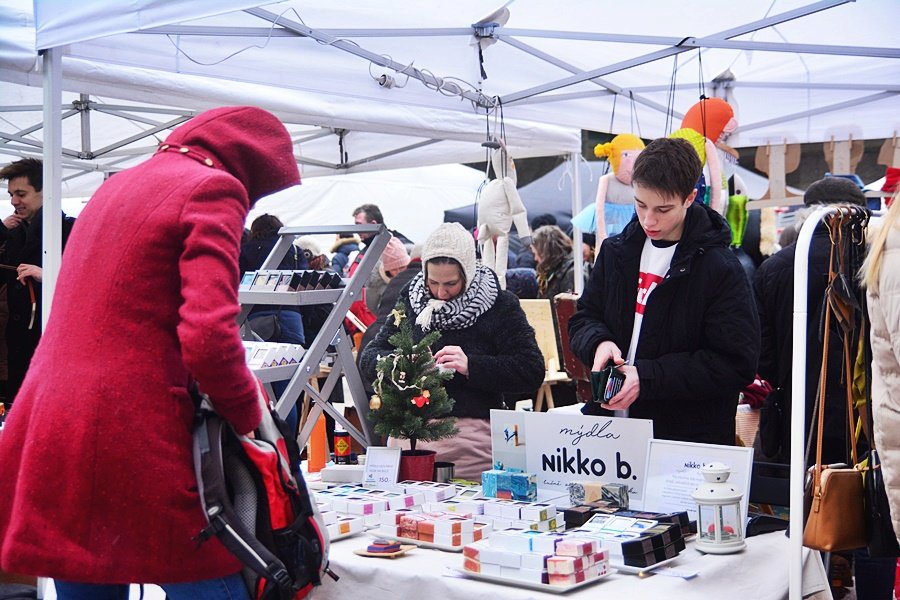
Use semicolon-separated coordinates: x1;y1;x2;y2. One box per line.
641;439;754;520
490;409;527;471
362;446;402;487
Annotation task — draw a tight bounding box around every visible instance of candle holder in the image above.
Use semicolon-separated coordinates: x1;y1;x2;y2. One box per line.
691;462;745;554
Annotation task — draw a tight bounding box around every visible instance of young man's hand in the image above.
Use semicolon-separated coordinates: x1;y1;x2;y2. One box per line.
16;263;42;283
601;364;639;410
3;214;24;230
592;340;624;371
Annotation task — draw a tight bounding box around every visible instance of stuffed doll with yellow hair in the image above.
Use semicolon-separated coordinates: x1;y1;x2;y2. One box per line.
593;133;645;242
476;142;530;289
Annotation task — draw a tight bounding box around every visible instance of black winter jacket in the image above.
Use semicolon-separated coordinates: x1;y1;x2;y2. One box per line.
569;202;759;445
539;258;580;301
753;226;853;464
360;276;545;420
0;207;76;320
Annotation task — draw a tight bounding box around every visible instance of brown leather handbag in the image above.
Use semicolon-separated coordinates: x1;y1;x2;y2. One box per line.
802;209;867;553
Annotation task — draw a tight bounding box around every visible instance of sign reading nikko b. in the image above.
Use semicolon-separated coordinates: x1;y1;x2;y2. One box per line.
522;412;653;503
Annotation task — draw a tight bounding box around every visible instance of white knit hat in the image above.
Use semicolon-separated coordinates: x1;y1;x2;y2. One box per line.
421;222;476;287
295;236;325;259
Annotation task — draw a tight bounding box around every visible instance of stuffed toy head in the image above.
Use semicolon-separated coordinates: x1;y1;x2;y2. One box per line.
669;127;708;166
681;97;736;144
490;146;518;186
593;133;645;185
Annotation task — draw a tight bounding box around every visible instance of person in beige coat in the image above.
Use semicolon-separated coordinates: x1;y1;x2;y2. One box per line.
861;190;900;542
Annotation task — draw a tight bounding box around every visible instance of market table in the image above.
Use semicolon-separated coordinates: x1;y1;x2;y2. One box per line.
317;529;826;600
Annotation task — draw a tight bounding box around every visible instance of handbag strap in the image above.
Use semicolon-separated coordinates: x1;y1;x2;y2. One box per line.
813;210;862;487
812;216;837;486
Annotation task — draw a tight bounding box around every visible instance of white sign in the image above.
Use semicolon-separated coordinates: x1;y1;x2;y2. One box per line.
522;412;653;503
362;446;402;487
490;409;527;471
641;439;754;521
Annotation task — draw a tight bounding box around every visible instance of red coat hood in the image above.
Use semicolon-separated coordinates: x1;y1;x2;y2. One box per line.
163;106;300;204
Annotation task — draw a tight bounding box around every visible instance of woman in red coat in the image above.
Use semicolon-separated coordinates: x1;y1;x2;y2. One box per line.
0;106;300;598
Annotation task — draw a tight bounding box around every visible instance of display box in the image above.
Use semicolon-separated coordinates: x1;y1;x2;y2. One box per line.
555;538;599;557
482;468;537;502
326;515;363;539
239;271;256;291
519;502;556;522
275;272;294;292
520;551;550;571
567;481;629;508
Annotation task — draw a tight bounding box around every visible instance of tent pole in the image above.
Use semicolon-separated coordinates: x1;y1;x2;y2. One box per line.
570;152;584;296
41;47;62;330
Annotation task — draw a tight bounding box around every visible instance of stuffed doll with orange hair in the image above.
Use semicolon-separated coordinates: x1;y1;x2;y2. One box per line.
593;133;645;242
670;97;737;215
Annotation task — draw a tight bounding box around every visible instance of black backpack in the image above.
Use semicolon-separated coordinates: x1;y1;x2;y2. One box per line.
191;378;335;599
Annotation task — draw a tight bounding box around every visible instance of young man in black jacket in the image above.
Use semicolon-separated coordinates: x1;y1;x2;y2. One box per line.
568;138;759;445
1;158;76;405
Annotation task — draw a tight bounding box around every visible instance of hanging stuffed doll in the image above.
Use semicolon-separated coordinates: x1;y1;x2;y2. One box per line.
670;97;737;215
476;141;530;289
592;133;645;242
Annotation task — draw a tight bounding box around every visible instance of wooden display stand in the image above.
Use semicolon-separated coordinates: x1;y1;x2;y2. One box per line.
519;299;570;411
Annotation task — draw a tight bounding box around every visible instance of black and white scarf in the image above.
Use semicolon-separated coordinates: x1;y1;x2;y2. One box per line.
408;263;499;331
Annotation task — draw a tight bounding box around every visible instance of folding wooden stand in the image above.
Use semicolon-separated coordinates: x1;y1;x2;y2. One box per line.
238;224;390;449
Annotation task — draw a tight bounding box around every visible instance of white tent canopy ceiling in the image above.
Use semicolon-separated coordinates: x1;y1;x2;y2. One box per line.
1;0;899;193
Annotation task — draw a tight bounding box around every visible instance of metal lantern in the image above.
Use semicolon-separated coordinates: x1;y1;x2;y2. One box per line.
691;462;746;554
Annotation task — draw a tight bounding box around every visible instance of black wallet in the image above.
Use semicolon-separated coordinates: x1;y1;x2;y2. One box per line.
590;361;625;403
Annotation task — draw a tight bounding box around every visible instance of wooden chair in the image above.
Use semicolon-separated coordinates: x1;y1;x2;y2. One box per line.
519;299;571;411
552;293;593;403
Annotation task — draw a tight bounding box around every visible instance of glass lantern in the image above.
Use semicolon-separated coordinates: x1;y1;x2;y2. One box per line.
691;462;746;554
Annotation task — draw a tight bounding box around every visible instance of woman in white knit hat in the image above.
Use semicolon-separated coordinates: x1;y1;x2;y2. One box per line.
360;222;545;479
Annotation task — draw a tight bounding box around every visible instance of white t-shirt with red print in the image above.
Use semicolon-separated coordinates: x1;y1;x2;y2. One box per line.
625;238;678;365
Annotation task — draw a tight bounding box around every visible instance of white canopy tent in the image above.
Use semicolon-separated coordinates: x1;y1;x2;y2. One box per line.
5;0;898;145
1;3;898;597
2;0;898;190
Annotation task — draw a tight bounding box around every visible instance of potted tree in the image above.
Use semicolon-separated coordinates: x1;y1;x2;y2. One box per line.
368;303;458;481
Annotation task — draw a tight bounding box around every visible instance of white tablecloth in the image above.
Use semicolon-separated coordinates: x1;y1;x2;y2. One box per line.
37;529;828;599
317;531;828;600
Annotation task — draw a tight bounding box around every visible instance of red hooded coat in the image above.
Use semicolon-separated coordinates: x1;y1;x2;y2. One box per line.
0;106;300;583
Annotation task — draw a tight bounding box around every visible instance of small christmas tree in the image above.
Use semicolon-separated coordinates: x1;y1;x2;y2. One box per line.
368;303;458;452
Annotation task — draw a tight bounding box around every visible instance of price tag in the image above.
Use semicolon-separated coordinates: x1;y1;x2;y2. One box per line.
363;447;402;487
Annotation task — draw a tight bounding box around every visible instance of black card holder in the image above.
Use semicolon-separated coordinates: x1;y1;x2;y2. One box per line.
590;361;625;403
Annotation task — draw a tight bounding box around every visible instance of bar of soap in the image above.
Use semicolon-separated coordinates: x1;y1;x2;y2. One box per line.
367;538;402;553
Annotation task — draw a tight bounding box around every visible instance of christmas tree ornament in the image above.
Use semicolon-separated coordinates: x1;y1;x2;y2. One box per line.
411;395;430;408
369;394;382;410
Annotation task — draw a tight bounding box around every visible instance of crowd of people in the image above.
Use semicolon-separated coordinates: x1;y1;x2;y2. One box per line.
0;107;897;599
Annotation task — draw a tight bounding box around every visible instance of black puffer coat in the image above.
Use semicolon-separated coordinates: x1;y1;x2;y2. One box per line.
753;226;853;464
569;202;759;445
360;274;545;420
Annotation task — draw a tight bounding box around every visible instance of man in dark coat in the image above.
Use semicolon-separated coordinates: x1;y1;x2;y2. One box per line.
0;158;76;404
569;138;759;445
752;177;867;464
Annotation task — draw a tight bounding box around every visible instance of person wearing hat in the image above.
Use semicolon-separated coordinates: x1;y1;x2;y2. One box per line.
365;235;411;313
753;176;867;465
295;235;328;271
0;106;300;599
360;222;545;480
